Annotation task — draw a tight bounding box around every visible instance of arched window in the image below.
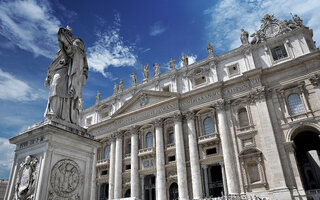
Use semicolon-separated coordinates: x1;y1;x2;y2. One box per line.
146;132;153;148
238;108;249;127
204;117;215;135
288;93;305;115
168;132;175;144
169;182;179;200
104;145;110;159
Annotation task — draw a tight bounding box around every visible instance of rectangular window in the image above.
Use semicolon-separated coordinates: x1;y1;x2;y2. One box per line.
248;163;260;183
101;111;109;119
271;45;288;61
86;117;92;126
227;63;240;77
126;165;131;170
168;155;176;162
206;148;217;155
101;170;108;176
194;76;206;86
162;85;170;92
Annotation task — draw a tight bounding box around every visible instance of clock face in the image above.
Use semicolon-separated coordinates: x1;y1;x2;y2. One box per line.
265;24;280;37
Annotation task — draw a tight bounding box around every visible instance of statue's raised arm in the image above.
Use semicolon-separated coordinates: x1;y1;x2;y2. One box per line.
44;26;88;125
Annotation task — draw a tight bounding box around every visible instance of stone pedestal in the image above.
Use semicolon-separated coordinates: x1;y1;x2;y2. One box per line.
4;119;101;200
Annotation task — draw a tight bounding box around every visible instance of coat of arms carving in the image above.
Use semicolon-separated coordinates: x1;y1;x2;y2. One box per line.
14;155;39;200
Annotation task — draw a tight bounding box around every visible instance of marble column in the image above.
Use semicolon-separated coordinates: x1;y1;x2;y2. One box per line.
108;138;116;200
202;165;209;197
186;112;203;199
215;100;239;194
114;133;123;198
154;119;167;200
174;113;189;199
140;175;145;200
131;127;139;198
219;161;228;196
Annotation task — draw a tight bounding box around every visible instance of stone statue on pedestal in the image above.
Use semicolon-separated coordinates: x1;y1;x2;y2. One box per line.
153;63;160;77
130;72;137;85
142;64;149;81
240;29;249;45
207;43;214;56
44;26;88;125
169;58;176;70
180;53;188;67
119;79;124;92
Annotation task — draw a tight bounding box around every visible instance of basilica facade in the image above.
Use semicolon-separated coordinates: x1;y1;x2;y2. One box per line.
81;14;320;200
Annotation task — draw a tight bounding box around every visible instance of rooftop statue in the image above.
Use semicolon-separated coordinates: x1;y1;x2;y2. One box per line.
142;64;149;80
169;58;176;70
180;53;188;67
96;91;101;104
119;79;124;91
240;29;249;45
130;72;137;85
113;82;118;95
153;63;160;77
44;26;88;125
207;43;214;56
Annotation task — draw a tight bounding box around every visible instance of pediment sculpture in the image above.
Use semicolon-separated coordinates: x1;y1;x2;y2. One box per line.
14;155;39;200
44;26;88;125
240;14;305;45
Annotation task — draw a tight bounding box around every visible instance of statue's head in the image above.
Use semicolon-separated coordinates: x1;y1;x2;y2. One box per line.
25;156;31;164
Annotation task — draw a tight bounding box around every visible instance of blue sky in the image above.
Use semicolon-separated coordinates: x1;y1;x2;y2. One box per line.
1;0;320;179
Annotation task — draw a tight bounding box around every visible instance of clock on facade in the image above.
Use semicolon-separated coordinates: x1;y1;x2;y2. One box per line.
264;24;280;38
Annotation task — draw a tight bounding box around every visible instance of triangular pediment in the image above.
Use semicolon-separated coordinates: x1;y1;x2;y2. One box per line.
112;90;179;117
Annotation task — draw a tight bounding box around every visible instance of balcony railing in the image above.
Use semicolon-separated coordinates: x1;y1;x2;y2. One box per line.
96;159;109;169
198;133;219;145
138;147;155;158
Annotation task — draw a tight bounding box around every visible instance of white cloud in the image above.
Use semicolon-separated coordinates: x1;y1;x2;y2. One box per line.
205;0;320;51
179;54;197;68
0;137;15;177
149;21;167;36
0;68;47;101
0;0;61;58
87;14;137;78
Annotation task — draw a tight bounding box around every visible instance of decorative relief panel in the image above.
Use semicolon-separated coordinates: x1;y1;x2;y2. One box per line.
14;155;39;200
142;158;155;169
49;159;82;199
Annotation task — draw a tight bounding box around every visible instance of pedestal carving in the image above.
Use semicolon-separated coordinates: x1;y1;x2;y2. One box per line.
49;159;82;199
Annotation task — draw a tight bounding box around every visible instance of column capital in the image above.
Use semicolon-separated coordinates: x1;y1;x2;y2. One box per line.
153;118;164;128
130;126;140;135
213;99;225;111
219;161;224;166
185;111;195;120
173;112;183;122
201;164;208;169
114;131;123;139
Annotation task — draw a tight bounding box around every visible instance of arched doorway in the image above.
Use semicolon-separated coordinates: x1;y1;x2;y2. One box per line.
169;182;178;200
293;130;320;190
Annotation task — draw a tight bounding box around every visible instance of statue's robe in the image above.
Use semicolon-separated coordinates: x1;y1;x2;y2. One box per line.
44;28;88;124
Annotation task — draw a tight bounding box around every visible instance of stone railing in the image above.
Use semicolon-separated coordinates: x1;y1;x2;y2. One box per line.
96;159;109;169
138;147;155;158
198;133;219;145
